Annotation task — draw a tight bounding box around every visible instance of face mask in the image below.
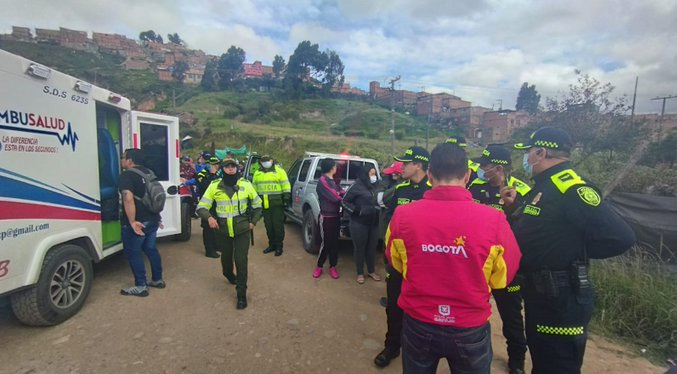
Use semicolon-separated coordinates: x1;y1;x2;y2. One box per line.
369;175;378;184
477;168;488;181
261;161;273;169
522;153;533;176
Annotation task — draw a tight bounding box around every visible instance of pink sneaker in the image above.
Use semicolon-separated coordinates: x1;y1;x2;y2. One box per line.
329;267;340;279
312;267;323;278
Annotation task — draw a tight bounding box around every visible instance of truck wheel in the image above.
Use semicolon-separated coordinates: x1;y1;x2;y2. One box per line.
173;201;192;242
11;244;93;326
302;209;320;254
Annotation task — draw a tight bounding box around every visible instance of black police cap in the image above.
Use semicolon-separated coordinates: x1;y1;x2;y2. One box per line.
394;146;430;164
473;145;512;166
514;127;572;151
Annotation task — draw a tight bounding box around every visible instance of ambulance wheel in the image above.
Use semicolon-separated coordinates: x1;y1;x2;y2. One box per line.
302;209;320;255
11;244;93;326
173;202;192;242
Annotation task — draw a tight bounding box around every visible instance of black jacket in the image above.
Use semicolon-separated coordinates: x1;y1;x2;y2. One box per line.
343;178;379;226
316;175;344;217
511;162;635;273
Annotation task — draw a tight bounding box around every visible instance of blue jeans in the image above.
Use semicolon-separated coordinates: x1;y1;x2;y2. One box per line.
121;221;163;287
402;314;492;374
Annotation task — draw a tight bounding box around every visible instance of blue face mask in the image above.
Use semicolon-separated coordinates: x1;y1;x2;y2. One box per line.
477;168;488;181
522;153;533;176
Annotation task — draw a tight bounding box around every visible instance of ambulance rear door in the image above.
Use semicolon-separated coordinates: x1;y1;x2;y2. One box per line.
129;111;181;236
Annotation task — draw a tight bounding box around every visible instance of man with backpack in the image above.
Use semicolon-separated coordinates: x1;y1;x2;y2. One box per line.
118;148;166;297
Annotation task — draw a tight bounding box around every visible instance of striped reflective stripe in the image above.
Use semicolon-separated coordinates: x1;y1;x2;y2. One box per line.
507;285;521;293
536;324;584;336
251;195;262;208
215;212;241;218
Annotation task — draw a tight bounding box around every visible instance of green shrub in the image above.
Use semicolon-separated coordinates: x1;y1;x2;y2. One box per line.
223;105;240;119
591;249;677;361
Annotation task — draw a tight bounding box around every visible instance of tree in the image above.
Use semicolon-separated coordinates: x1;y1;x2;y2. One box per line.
283;41;344;97
322;50;345;93
171;61;189;83
217;46;246;90
201;60;219;91
167;33;184;46
515;82;541;113
534;71;642;164
272;55;286;78
139;30;162;43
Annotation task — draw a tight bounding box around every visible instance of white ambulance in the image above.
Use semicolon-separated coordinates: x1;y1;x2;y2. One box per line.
0;49;191;325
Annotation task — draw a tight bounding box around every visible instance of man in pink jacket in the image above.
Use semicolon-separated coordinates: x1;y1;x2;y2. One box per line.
386;142;522;374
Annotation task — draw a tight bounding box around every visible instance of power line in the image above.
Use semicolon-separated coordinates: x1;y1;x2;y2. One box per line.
650;94;677;120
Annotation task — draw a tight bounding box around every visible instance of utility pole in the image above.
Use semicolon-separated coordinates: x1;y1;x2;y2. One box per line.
389;75;400;157
630;76;638;120
650;94;677;121
426;94;432;150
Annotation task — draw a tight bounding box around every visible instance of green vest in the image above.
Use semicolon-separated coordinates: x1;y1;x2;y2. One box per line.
252;165;291;209
198;178;263;237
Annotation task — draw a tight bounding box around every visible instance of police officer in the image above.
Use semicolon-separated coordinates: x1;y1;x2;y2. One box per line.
468;144;530;374
445;135;479;185
505;127;635;374
196;156;222;258
374;146;431;368
197;158;263;309
252;155;291;256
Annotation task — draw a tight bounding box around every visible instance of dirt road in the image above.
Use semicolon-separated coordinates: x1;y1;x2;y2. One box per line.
0;220;665;374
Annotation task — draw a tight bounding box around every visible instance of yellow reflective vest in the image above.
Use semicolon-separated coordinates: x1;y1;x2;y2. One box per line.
197;178;263;237
252;165;291;209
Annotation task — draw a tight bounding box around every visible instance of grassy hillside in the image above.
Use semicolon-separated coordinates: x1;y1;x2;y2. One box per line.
177;91;451;167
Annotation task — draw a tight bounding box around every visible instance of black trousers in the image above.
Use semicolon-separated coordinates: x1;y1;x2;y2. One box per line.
493;287;527;370
218;231;250;298
262;205;285;249
201;220;217;256
349;220;378;275
384;266;403;352
522;281;595;374
317;215;340;268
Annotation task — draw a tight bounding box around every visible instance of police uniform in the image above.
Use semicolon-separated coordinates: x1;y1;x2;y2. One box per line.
196;157;222;258
511;127;635;374
375;146;431;368
197;158;263;309
252;156;291;256
468;145;530;374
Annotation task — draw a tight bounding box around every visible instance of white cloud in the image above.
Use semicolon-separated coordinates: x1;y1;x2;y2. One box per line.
1;0;675;113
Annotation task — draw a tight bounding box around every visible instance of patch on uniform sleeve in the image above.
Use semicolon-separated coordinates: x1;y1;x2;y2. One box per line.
577;186;601;206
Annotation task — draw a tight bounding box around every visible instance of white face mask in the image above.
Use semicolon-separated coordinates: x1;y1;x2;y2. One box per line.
261;161;273;169
369;175;378;184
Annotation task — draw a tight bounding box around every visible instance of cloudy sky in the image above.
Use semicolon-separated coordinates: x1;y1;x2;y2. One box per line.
2;0;676;113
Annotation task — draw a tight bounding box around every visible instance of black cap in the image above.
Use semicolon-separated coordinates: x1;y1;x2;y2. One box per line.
221;157;238;167
473;145;512;166
394;146;430;164
180;155;191;162
200;151;213;159
208;156;220;165
445;136;467;147
514;127;572;151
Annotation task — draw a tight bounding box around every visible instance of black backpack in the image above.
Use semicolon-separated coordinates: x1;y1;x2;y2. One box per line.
128;168;166;214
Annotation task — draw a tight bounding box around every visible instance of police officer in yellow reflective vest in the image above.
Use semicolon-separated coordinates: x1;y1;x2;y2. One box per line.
252;155;291;256
504;127;635;374
468;144;530;374
445;135;479;186
197;158;262;309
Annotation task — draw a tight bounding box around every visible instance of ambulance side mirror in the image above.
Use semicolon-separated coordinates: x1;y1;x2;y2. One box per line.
166;185;178;195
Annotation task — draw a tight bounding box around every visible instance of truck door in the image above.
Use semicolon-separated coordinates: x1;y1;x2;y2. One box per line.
130;111;180;237
292;158;312;218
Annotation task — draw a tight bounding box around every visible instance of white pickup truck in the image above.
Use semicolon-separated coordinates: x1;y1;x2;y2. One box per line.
284;152;379;254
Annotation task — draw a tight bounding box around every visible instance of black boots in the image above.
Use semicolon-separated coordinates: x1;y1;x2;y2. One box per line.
263;246;275;254
205;252;219;258
236;295;247;309
274;247;283;256
374;348;400;368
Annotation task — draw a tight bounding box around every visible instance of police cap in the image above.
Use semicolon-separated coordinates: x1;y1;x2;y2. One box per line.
221;157;238;167
514;127;572;151
445;136;467;147
473;145;512;166
208;156;220;165
394;146;430;164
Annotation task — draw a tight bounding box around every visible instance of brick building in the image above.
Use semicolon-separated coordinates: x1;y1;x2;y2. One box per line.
243;61;273;78
369;81;418;110
475;110;530;144
416;93;471;116
11;26;32;41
